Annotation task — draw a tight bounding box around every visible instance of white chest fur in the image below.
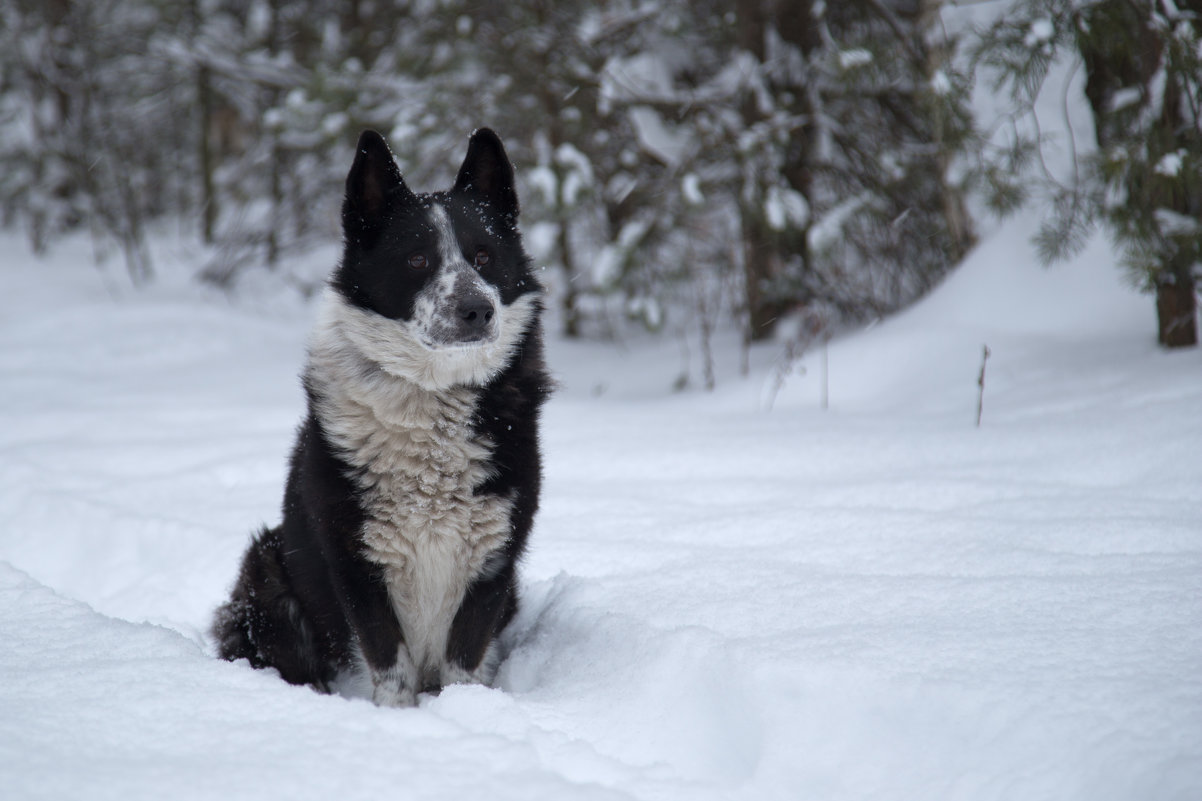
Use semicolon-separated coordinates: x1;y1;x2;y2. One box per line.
308;292;514;680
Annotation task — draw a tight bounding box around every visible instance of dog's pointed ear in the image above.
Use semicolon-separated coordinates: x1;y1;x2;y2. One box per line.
344;130;413;244
453;128;519;223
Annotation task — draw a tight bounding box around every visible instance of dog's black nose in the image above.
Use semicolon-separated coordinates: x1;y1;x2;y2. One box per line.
458;297;495;330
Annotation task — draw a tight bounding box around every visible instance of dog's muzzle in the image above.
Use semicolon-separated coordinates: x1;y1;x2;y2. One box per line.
422;267;500;347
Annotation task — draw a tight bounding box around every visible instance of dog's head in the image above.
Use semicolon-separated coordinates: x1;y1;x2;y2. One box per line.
323;129;541;390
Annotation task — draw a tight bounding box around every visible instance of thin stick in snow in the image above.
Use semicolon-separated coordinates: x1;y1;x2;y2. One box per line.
764;339;801;411
821;334;830;411
976;344;991;427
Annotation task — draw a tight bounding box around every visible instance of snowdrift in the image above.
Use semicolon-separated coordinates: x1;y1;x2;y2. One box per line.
1;209;1199;800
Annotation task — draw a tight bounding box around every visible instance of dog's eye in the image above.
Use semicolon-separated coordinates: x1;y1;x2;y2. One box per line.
473;248;490;268
408;253;428;270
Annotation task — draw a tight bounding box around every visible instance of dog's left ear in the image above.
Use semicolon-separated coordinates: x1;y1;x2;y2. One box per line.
453;128;519;223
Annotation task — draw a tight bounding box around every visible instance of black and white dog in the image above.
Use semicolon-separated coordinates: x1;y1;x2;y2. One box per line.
212;128;550;707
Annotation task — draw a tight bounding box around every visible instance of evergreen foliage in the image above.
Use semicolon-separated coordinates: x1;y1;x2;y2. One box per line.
0;0;979;350
6;1;1192;352
973;0;1201;347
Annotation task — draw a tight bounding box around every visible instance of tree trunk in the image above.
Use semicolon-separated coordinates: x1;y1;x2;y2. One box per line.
556;214;581;339
741;212;788;340
736;0;779;342
264;0;283;268
189;0;217;245
1156;272;1198;348
735;0;816;342
919;0;974;264
1079;0;1198;350
197;65;217;245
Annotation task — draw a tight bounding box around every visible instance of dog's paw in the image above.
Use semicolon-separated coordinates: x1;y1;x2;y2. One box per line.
440;641;500;689
371;682;417;708
369;646;419;707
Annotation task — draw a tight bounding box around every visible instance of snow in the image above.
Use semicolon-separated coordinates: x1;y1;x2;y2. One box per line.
930;68;952;95
807;192;868;252
594;220;652;288
1108;86;1143;113
764;185;809;231
1024;18;1056;49
527;164;559;205
1155;207;1201;237
627;106;692;168
601;53;677;105
555;143;595;205
681;173;704;206
837;48;873;69
3;95;1202;799
2;207;1199;799
1156;150;1185;177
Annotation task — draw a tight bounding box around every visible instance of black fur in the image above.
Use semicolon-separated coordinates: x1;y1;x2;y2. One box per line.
212;128;550;703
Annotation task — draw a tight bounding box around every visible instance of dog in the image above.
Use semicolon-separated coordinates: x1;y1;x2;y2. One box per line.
211;128;550;707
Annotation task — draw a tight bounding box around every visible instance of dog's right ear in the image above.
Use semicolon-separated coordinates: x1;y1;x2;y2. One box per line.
343;130;413;246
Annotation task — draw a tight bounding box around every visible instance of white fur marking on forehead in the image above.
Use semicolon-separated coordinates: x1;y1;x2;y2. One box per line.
427;203;463;269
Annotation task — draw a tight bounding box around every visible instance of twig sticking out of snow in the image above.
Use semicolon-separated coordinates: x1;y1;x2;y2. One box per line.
821;334;830;411
976;344;991;428
764;307;832;411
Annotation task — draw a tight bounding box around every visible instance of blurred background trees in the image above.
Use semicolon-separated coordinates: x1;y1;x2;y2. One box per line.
0;0;1196;352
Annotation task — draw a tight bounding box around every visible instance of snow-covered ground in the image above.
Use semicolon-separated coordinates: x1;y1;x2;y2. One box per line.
2;201;1199;800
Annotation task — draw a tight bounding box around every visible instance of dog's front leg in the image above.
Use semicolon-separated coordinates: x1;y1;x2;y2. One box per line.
443;563;516;687
367;644;420;707
347;583;418;707
350;592;418;706
323;547;419;706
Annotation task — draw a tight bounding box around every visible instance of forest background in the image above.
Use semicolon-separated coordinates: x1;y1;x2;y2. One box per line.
1;0;1198;362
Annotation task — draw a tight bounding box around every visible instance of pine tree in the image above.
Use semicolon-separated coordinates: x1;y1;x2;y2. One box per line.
687;0;977;340
974;0;1201;348
0;0;979;366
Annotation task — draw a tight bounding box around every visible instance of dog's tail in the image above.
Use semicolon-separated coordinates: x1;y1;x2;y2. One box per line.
211;526;333;690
